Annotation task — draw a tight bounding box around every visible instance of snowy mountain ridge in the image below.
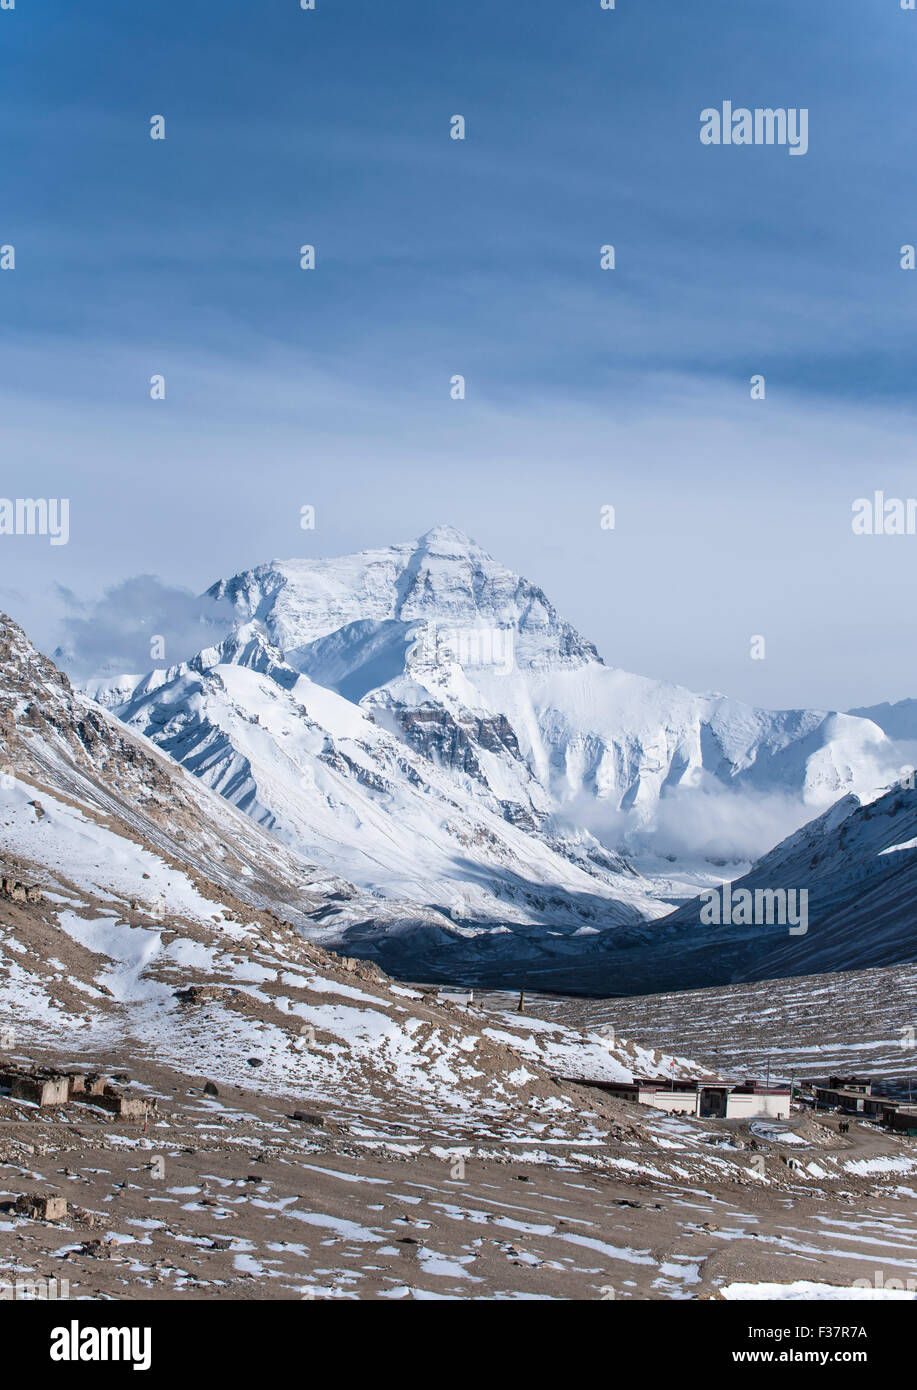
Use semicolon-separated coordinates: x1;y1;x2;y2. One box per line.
0;611;701;1102
82;526;914;980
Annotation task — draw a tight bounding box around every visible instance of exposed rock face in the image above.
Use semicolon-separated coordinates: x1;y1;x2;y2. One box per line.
0;613;182;814
394;705;523;780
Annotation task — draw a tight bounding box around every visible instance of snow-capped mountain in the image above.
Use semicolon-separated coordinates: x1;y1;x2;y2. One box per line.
728;779;917;983
1;611;699;1101
83;525;913;983
108;622;662;946
849;697;917;745
199;527;897;844
583;776;917;996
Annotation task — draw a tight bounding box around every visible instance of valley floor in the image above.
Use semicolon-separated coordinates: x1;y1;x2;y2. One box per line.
2;1039;917;1301
495;962;917;1084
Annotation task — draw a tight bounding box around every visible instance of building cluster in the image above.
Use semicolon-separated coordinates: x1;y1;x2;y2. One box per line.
803;1076;917;1135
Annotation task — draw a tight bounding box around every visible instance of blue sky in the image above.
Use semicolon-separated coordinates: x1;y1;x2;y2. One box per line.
1;0;916;708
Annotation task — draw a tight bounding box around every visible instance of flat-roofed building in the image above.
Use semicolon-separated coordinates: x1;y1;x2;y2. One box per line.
573;1077;791;1119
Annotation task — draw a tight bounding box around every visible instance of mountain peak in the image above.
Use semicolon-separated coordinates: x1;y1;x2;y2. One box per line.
202;530;600;671
416;524;481;552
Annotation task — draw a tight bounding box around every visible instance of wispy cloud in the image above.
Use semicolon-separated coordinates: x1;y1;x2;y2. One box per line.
53;576;234;682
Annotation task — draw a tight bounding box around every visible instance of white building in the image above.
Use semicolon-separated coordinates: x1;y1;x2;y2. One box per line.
594;1078;791;1120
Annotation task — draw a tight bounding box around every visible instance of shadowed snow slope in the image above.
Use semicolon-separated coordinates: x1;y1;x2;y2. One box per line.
554;781;917;995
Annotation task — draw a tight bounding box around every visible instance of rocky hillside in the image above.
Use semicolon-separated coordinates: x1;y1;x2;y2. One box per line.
0;612;703;1115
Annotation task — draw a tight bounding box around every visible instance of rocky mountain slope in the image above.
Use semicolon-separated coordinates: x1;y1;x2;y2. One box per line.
728;780;917;983
0;612;702;1110
552;779;917;996
102;624;664;969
